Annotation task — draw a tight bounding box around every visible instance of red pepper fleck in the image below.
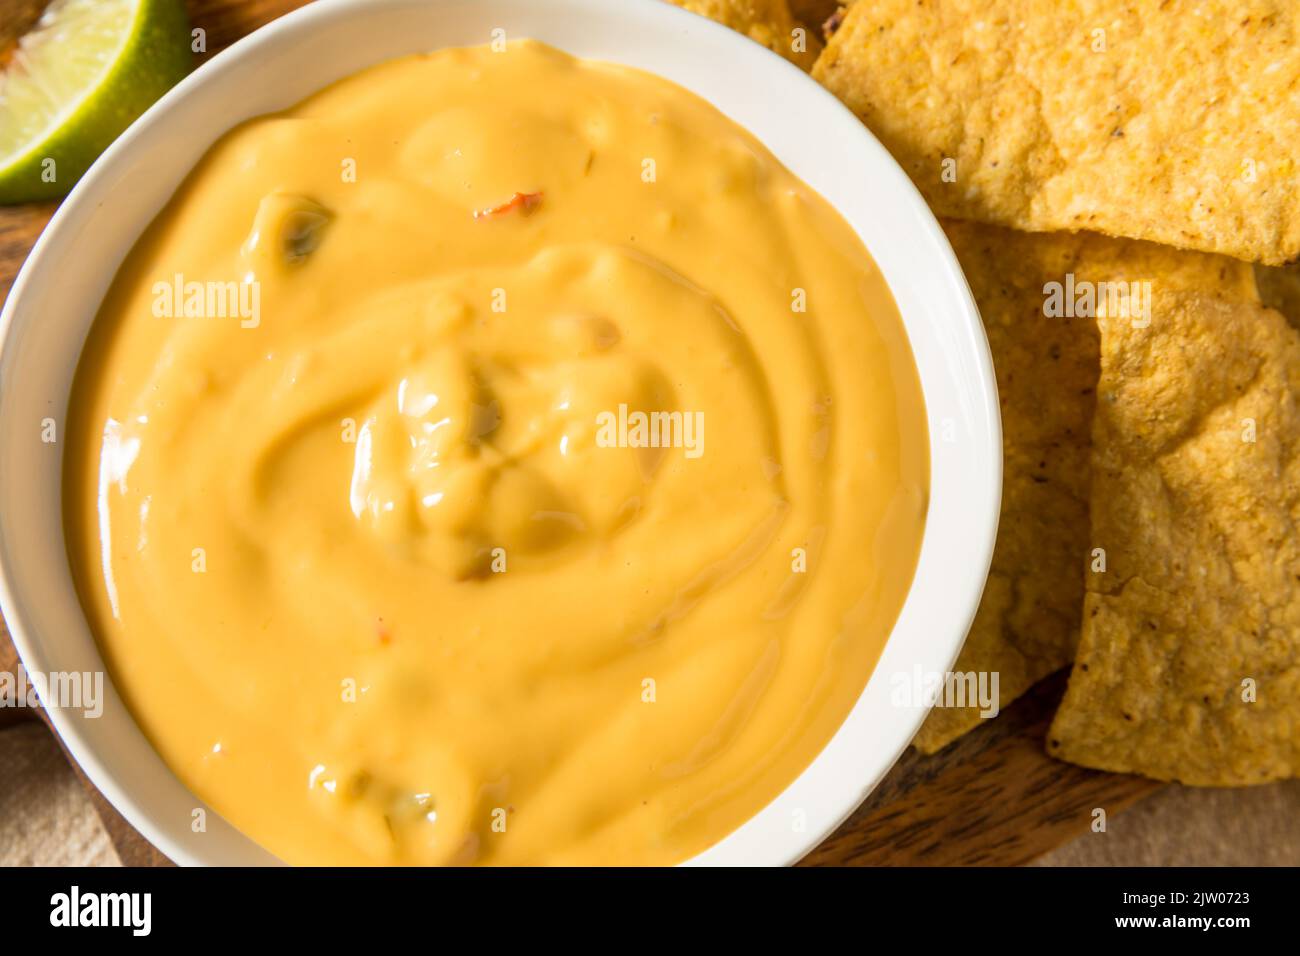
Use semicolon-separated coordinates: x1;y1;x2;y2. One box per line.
473;191;543;220
376;617;392;645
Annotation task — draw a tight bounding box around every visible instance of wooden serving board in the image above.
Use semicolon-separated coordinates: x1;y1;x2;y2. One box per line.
0;0;1162;867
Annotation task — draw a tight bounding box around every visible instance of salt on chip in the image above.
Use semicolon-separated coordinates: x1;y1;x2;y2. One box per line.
813;0;1300;264
916;221;1258;753
667;0;821;69
1048;294;1300;784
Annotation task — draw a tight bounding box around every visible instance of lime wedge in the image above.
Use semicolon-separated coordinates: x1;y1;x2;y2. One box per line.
0;0;192;203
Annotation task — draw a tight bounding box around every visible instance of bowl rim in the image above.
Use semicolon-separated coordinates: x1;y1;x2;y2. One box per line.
0;0;1001;867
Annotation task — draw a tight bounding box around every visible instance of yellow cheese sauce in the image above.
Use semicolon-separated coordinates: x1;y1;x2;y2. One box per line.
65;41;928;865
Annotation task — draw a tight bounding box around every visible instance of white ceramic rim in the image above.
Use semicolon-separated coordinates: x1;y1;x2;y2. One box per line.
0;0;1001;866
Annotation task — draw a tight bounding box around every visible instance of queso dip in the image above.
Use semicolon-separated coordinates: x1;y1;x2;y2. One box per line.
65;41;928;865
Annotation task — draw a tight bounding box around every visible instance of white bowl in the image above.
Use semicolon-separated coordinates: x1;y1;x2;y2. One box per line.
0;0;1000;866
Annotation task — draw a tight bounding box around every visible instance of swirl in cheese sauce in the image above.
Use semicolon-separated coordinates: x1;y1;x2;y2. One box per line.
65;41;928;865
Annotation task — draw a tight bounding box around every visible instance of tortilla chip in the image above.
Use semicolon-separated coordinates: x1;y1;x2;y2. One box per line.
813;1;1300;264
1255;263;1300;330
915;221;1258;753
668;0;822;69
1048;294;1300;784
788;0;840;32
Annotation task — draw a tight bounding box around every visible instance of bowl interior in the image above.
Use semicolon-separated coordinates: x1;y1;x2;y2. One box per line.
0;0;999;866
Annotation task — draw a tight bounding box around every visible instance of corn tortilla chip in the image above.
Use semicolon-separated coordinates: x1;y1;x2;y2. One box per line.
1048;294;1300;784
788;0;840;31
813;1;1300;264
1255;263;1300;330
916;221;1258;753
668;0;821;69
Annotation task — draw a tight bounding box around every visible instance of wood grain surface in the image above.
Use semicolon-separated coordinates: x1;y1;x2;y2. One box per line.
0;617;35;730
0;0;1161;867
800;674;1160;866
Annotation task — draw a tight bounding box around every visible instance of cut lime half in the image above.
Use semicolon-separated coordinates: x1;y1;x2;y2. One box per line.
0;0;192;203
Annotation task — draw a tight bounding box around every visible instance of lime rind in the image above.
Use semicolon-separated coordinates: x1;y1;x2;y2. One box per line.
0;0;192;204
0;0;135;157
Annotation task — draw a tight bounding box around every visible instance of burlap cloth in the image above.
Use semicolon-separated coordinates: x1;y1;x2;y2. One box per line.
0;723;119;866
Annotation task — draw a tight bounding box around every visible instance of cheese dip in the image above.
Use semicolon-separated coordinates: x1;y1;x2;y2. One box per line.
65;41;928;865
